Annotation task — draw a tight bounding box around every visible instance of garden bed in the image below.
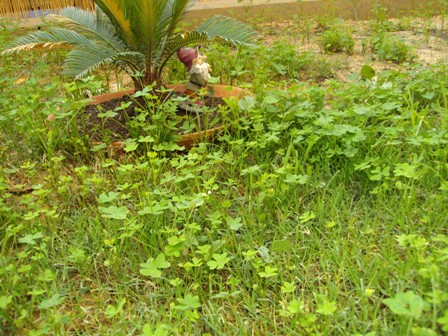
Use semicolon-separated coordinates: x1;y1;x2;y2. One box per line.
82;91;226;142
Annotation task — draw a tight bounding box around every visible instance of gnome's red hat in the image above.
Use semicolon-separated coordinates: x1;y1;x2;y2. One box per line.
177;46;200;71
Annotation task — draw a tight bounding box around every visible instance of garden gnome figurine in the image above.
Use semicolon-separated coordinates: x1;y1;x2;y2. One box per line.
177;46;212;94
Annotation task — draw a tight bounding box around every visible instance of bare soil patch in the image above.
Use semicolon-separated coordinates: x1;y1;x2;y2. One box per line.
260;15;448;82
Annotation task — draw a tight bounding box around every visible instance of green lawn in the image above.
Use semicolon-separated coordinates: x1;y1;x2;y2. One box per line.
1;12;447;336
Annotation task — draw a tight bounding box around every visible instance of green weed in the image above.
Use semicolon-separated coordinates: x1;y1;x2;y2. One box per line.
372;34;416;64
320;23;355;54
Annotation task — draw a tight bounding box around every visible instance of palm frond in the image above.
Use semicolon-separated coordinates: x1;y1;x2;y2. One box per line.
135;0;165;62
161;0;196;39
196;15;257;47
111;51;146;73
93;0;137;50
62;43;121;78
2;28;92;54
50;7;126;51
158;17;256;75
155;0;195;63
161;31;213;62
2;42;73;53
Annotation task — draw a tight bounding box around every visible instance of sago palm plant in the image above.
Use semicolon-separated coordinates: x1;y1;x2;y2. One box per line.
3;0;256;90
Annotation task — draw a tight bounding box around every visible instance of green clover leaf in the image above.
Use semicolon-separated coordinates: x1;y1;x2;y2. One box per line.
383;291;429;319
140;253;170;278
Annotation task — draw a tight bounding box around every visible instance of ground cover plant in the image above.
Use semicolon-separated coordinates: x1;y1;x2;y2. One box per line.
1;4;448;336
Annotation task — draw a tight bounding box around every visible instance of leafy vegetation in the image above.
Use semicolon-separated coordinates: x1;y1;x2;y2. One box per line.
0;5;447;336
371;34;415;63
320;23;355;54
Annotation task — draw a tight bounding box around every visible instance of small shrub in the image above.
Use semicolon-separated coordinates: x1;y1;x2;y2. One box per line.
396;16;414;32
369;4;402;34
372;35;415;63
370;19;400;34
320;26;355;54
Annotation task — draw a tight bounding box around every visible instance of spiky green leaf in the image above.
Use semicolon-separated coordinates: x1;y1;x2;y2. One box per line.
3;28;92;53
196;15;257;47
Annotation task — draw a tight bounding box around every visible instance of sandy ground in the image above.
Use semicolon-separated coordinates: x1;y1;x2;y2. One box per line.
262;15;448;82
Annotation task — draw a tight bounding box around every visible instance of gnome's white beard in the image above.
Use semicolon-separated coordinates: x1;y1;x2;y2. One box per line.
189;62;211;82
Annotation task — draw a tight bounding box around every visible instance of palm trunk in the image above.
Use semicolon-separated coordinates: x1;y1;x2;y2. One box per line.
132;67;162;92
133;78;144;92
143;67;162;90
